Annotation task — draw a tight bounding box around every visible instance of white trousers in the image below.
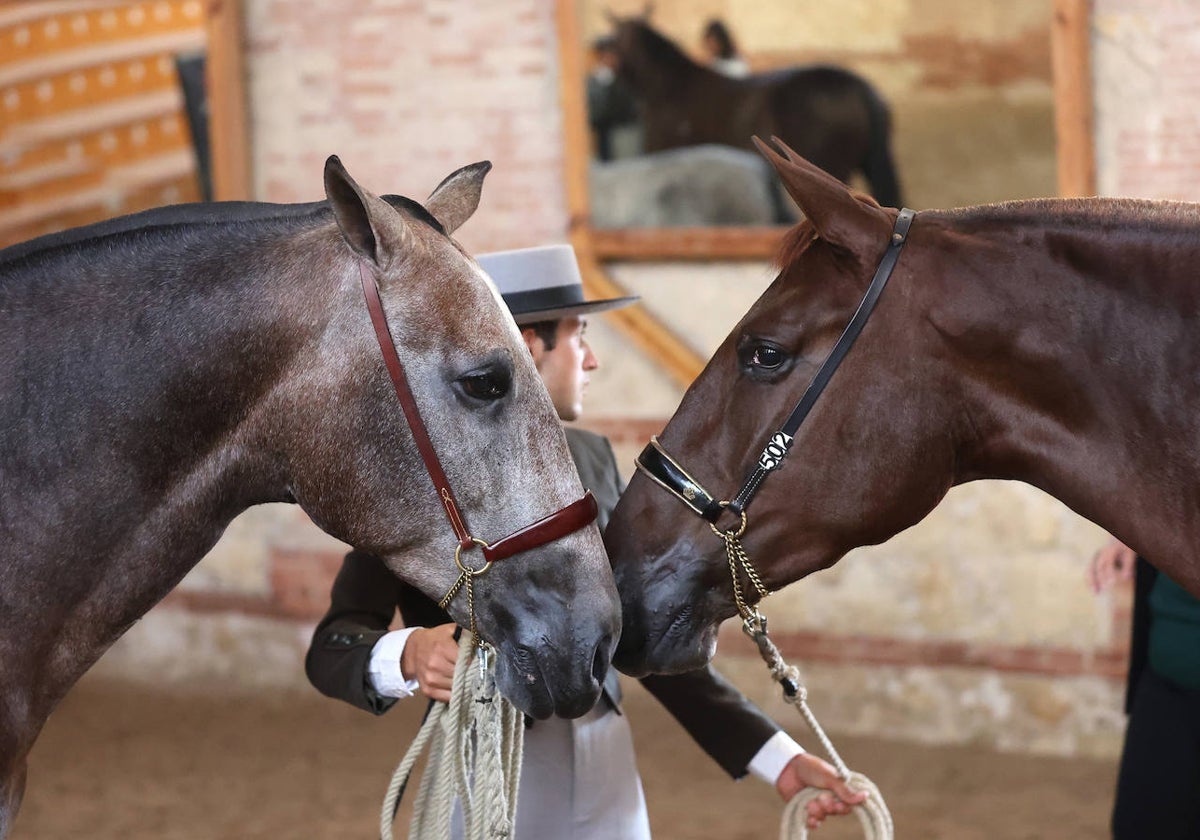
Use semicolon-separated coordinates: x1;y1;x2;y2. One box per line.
445;703;651;840
515;703;651;839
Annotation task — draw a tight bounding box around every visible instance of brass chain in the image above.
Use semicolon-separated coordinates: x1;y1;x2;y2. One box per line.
438;538;493;649
710;508;771;623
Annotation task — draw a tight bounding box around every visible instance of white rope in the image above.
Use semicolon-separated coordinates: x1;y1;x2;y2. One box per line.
380;632;525;840
783;771;891;840
748;621;893;840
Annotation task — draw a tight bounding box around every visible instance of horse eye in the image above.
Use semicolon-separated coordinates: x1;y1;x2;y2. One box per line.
741;343;787;371
459;370;510;402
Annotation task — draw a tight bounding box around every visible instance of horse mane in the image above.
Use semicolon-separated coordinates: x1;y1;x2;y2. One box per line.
773;195;1200;273
622;19;703;76
932;196;1200;237
0;194;443;270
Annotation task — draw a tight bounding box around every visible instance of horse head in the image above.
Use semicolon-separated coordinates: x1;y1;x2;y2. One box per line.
607;139;950;676
279;158;620;717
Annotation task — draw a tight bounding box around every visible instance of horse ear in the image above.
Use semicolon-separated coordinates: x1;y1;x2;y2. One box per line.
751;136;888;260
324;155;413;267
424;161;492;235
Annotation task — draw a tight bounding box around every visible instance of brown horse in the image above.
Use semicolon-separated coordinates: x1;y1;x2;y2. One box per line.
607;137;1200;677
609;17;902;207
0;158;619;836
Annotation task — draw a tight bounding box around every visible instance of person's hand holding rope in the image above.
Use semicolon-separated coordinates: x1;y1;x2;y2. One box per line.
777;753;870;831
401;623;459;703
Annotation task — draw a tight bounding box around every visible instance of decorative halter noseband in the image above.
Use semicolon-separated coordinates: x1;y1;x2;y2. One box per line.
635;208;916;623
359;262;599;640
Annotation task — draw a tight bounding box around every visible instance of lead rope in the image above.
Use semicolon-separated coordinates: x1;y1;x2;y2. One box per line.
714;514;894;840
380;631;524;840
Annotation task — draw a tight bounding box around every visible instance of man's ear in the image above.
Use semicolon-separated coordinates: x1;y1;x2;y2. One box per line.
521;326;546;365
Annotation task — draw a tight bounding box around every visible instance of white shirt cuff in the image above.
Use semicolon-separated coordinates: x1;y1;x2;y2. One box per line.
748;731;806;785
367;628;422;698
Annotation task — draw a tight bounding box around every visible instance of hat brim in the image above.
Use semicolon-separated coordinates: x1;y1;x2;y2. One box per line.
511;295;639;325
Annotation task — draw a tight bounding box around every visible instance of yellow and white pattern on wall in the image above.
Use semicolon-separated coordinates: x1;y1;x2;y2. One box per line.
0;0;208;248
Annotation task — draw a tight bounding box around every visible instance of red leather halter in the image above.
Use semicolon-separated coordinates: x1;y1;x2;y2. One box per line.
358;262;598;582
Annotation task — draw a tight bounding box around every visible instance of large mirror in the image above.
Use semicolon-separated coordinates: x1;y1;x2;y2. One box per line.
572;0;1063;236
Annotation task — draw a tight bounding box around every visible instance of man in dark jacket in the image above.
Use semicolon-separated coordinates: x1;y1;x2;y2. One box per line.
306;245;864;838
1091;538;1200;839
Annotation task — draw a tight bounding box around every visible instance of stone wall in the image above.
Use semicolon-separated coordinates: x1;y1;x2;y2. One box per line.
90;0;1200;759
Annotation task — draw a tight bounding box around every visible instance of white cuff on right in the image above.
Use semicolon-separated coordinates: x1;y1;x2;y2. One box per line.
367;628;422;698
748;731;806;785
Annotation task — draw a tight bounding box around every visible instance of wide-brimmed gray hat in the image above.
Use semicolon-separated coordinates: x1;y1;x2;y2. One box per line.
478;244;638;325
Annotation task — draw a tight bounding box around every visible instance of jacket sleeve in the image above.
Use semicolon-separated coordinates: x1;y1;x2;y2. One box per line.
639;665;781;779
305;549;404;715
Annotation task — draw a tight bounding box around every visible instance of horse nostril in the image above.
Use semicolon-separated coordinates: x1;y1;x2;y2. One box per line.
592;636;613;686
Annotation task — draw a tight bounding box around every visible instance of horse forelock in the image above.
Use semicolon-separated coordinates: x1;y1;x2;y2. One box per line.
774;220;819;272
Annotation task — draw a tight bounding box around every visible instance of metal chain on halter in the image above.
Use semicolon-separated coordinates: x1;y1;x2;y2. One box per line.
711;509;894;840
438;535;492;648
710;507;770;622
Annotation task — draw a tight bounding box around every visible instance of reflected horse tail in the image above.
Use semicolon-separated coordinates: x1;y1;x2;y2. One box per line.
862;85;902;208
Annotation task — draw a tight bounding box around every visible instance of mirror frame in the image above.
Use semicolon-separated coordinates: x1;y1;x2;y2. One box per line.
205;0;251;201
555;0;1095;385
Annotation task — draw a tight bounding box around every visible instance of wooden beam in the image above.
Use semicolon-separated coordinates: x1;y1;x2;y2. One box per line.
554;0;591;231
589;225;786;261
1051;0;1096;197
205;0;251;201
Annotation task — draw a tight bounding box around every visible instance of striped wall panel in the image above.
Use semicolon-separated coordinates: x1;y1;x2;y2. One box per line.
0;0;208;248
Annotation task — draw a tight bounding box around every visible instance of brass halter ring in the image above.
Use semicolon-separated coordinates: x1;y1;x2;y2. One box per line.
454;537;493;576
708;503;748;539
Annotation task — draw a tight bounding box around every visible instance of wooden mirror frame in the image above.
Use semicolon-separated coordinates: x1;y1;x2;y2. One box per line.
555;0;1095;385
205;0;251;201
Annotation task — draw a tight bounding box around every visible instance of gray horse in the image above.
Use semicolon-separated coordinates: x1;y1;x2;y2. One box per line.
0;158;619;836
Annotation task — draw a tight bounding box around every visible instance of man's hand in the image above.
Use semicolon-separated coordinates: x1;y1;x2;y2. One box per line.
776;753;869;831
400;624;459;702
1089;537;1136;594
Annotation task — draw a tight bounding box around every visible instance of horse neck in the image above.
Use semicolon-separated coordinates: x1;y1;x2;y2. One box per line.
931;202;1200;583
623;30;708;99
0;222;336;708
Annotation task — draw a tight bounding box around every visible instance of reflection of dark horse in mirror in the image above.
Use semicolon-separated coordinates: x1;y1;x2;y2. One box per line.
0;159;619;836
609;17;902;208
607;137;1200;677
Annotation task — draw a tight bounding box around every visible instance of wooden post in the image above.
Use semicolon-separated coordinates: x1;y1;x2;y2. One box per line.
1052;0;1096;197
555;0;705;387
205;0;251;200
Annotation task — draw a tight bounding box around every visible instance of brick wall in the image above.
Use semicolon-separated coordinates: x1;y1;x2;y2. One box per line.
1093;0;1200;200
245;0;568;254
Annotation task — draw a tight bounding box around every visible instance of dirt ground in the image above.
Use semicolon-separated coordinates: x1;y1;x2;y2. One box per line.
13;674;1117;839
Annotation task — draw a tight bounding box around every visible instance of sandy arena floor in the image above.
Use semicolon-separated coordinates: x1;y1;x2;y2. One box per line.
13;674;1117;839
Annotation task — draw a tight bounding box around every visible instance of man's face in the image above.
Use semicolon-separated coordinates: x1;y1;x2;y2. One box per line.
525;316;598;422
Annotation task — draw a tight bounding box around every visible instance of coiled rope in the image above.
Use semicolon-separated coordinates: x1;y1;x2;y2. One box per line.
744;616;894;840
380;632;525;840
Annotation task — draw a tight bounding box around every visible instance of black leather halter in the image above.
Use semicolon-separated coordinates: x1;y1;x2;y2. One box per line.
637;208;916;527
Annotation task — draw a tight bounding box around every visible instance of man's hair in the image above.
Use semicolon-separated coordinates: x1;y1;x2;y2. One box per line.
523;319;560;351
